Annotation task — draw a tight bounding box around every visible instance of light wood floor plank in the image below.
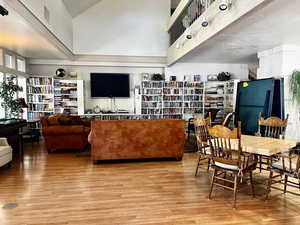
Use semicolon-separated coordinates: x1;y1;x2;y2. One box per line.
0;142;299;225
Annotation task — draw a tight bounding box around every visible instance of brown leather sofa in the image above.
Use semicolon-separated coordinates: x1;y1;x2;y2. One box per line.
40;114;90;152
90;119;186;163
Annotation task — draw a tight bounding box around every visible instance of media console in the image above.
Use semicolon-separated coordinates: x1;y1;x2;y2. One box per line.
77;113;171;121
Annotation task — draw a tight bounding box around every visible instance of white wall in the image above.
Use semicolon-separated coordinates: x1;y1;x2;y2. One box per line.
72;0;170;56
257;45;300;141
28;61;248;113
165;63;249;81
20;0;73;50
28;64;164;113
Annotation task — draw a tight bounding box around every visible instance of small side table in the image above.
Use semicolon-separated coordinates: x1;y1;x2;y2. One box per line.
20;120;41;149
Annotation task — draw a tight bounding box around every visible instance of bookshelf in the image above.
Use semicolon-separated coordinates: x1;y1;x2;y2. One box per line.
204;80;239;124
54;79;84;115
141;81;163;119
163;81;184;119
183;81;204;118
27;77;85;120
27;77;54;120
138;78;238;122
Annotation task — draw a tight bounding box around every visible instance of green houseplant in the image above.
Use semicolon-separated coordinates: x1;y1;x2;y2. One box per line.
0;76;23;118
152;73;164;81
290;70;300;105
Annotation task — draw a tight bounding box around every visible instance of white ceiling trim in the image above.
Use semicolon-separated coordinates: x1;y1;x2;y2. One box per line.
28;59;166;69
5;0;74;60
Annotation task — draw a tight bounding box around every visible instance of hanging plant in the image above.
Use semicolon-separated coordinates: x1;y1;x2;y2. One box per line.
290;70;300;105
0;76;23;118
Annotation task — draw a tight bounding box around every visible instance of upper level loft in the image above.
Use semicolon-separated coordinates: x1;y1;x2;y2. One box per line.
167;0;297;66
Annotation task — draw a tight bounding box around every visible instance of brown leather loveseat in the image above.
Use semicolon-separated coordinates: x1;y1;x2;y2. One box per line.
40;114;90;152
90;119;186;163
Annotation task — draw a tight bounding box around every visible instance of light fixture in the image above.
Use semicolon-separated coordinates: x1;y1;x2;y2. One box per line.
219;0;231;11
201;16;209;27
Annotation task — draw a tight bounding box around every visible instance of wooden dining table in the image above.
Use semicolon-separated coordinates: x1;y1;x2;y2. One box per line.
233;135;297;157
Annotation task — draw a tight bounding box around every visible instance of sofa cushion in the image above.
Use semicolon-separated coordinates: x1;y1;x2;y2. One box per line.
48;114;67;126
58;116;84;126
0;146;12;157
43;125;87;136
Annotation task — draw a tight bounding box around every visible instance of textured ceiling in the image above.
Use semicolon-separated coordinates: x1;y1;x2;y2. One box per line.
62;0;103;17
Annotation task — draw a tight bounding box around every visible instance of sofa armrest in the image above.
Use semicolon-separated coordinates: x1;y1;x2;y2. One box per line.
0;138;9;146
43;125;87;136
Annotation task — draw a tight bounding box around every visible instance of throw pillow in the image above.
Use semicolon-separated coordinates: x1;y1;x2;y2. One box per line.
47;115;61;126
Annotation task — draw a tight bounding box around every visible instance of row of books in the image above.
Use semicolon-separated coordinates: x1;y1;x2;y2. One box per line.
28;104;53;112
27;94;53;103
164;102;183;107
163;96;183;101
184;108;203;114
163;88;183;95
141;108;162;114
141;89;162;95
142;102;162;108
142;96;162;101
28;112;51;120
184;89;203;94
163;108;182;114
184;102;203;107
141;81;163;88
27;86;53;94
184;81;203;87
27;77;52;86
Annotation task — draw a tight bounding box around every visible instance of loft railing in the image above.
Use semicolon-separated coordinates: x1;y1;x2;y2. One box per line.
169;0;216;46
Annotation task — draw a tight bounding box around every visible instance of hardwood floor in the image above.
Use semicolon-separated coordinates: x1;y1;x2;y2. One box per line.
1;142;300;225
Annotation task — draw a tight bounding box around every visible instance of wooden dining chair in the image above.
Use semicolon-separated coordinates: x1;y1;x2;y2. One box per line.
256;113;289;172
257;113;289;139
208;122;258;208
266;147;300;199
194;115;212;176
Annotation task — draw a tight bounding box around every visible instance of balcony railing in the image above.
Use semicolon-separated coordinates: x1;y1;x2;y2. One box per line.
169;0;216;46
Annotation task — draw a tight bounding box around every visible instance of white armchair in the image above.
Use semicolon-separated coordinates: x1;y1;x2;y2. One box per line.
0;138;12;167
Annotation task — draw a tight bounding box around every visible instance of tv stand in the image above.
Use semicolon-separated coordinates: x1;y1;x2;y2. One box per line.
77;113;171;121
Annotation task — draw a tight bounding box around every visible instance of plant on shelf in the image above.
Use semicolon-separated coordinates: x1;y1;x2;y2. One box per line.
290;70;300;105
217;72;232;81
0;76;23;118
152;73;164;81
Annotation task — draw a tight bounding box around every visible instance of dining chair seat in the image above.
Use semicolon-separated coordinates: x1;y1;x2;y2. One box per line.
272;155;299;173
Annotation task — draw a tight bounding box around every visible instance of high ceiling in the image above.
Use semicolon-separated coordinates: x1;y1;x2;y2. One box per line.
171;0;181;9
62;0;103;17
0;1;68;60
177;0;300;64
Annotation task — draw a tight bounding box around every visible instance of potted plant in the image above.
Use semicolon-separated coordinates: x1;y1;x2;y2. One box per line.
217;72;232;81
152;73;164;81
290;70;300;105
0;76;23;118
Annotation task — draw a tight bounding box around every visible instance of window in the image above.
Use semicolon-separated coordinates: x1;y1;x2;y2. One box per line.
17;58;26;72
0;72;4;118
4;54;14;69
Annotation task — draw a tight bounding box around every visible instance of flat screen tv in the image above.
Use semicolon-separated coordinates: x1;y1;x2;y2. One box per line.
90;73;130;98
